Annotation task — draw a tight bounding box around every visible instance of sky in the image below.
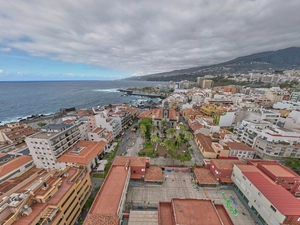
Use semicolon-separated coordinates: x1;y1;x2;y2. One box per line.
0;0;300;81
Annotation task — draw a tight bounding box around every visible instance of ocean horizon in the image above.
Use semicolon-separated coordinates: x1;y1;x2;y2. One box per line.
0;80;166;125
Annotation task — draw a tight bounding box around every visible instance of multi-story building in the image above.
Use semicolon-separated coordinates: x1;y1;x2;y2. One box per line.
88;127;113;145
225;142;256;159
253;126;300;159
0;166;91;225
234;120;300;159
290;92;300;102
25;124;81;169
88;115;122;138
234;120;272;147
232;164;300;225
245;108;280;124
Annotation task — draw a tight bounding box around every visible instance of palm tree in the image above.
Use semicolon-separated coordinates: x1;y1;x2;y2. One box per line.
151;123;156;134
140;124;146;140
185;131;193;142
179;124;187;135
151;134;162;154
166;127;176;138
160;119;167;138
164;138;174;164
175;135;182;155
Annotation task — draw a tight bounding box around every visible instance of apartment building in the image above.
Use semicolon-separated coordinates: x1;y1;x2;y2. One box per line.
253;126;300;160
0;166;91;225
234;120;272;147
232;164;300;225
88;114;122;138
245;108;280;124
234;120;300;159
290;92;300;102
25;124;81;169
88;127;113;147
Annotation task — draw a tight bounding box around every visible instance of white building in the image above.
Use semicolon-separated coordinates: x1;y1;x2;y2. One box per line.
25;124;81;169
284;110;300;131
273;101;300;110
232;164;300;225
88;115;122;138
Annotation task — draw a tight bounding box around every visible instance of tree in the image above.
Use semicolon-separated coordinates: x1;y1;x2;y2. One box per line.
185;132;193;142
175;135;182;154
285;157;300;172
139;118;152;140
140;124;146;140
151;123;157;134
179;124;187;134
160;119;167;138
151;134;162;154
37;122;47;127
166;128;176;138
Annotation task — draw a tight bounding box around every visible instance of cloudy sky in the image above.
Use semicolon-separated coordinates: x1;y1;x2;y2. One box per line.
0;0;300;81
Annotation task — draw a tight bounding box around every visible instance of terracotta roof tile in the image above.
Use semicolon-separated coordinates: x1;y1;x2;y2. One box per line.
145;166;163;182
189;122;202;131
195;133;214;153
194;168;218;184
84;213;120;225
211;159;245;170
225;142;255;152
56;140;105;166
0;155;33;178
113;156;147;167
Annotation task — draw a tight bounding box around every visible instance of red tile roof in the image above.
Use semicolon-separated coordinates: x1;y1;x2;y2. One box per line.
195;133;214;153
0;155;33;178
189;122;202;131
113;156;147;167
145;166;163;182
237;165;300;215
211;159;245;170
225;142;255;152
56;140;105;166
194;168;218;184
84;214;119;225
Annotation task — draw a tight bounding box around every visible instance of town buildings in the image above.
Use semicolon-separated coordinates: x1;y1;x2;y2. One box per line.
25;124;81;169
0;166;91;225
234;120;300;159
232;163;300;225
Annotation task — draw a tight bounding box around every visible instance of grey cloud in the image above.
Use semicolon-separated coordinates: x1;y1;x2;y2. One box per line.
0;0;300;76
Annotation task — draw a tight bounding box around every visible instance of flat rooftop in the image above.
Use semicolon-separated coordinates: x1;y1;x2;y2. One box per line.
128;210;158;225
29;131;60;139
259;163;298;178
172;199;224;225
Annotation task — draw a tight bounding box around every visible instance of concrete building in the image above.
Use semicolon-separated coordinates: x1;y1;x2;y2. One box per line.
0;154;34;184
273;101;300;110
290;92;300;102
253;126;300;160
25;124;81;169
225;142;256;159
265;88;284;103
88;115;122;138
283;110;300;131
244;108;280;124
202;79;214;89
88;127;113;148
0;166;91;225
232;164;300;225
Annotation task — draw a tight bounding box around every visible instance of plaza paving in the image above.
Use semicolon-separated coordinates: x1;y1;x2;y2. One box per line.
126;171;256;225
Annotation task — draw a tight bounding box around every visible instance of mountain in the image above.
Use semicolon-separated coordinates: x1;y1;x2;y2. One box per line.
125;47;300;82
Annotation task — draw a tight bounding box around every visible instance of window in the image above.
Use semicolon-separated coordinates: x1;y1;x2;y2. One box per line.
270;205;277;212
288;182;294;185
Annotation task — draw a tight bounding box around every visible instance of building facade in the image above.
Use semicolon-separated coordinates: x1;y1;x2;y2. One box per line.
25;124;81;169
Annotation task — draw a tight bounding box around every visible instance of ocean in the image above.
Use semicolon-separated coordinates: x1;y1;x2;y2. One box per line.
0;80;165;125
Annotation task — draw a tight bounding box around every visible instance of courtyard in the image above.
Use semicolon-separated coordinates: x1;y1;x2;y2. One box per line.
126;170;257;225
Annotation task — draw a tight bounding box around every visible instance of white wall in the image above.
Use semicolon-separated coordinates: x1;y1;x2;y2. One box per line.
219;112;235;127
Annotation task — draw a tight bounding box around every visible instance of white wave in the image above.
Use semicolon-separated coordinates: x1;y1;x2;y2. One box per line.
93;89;119;93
